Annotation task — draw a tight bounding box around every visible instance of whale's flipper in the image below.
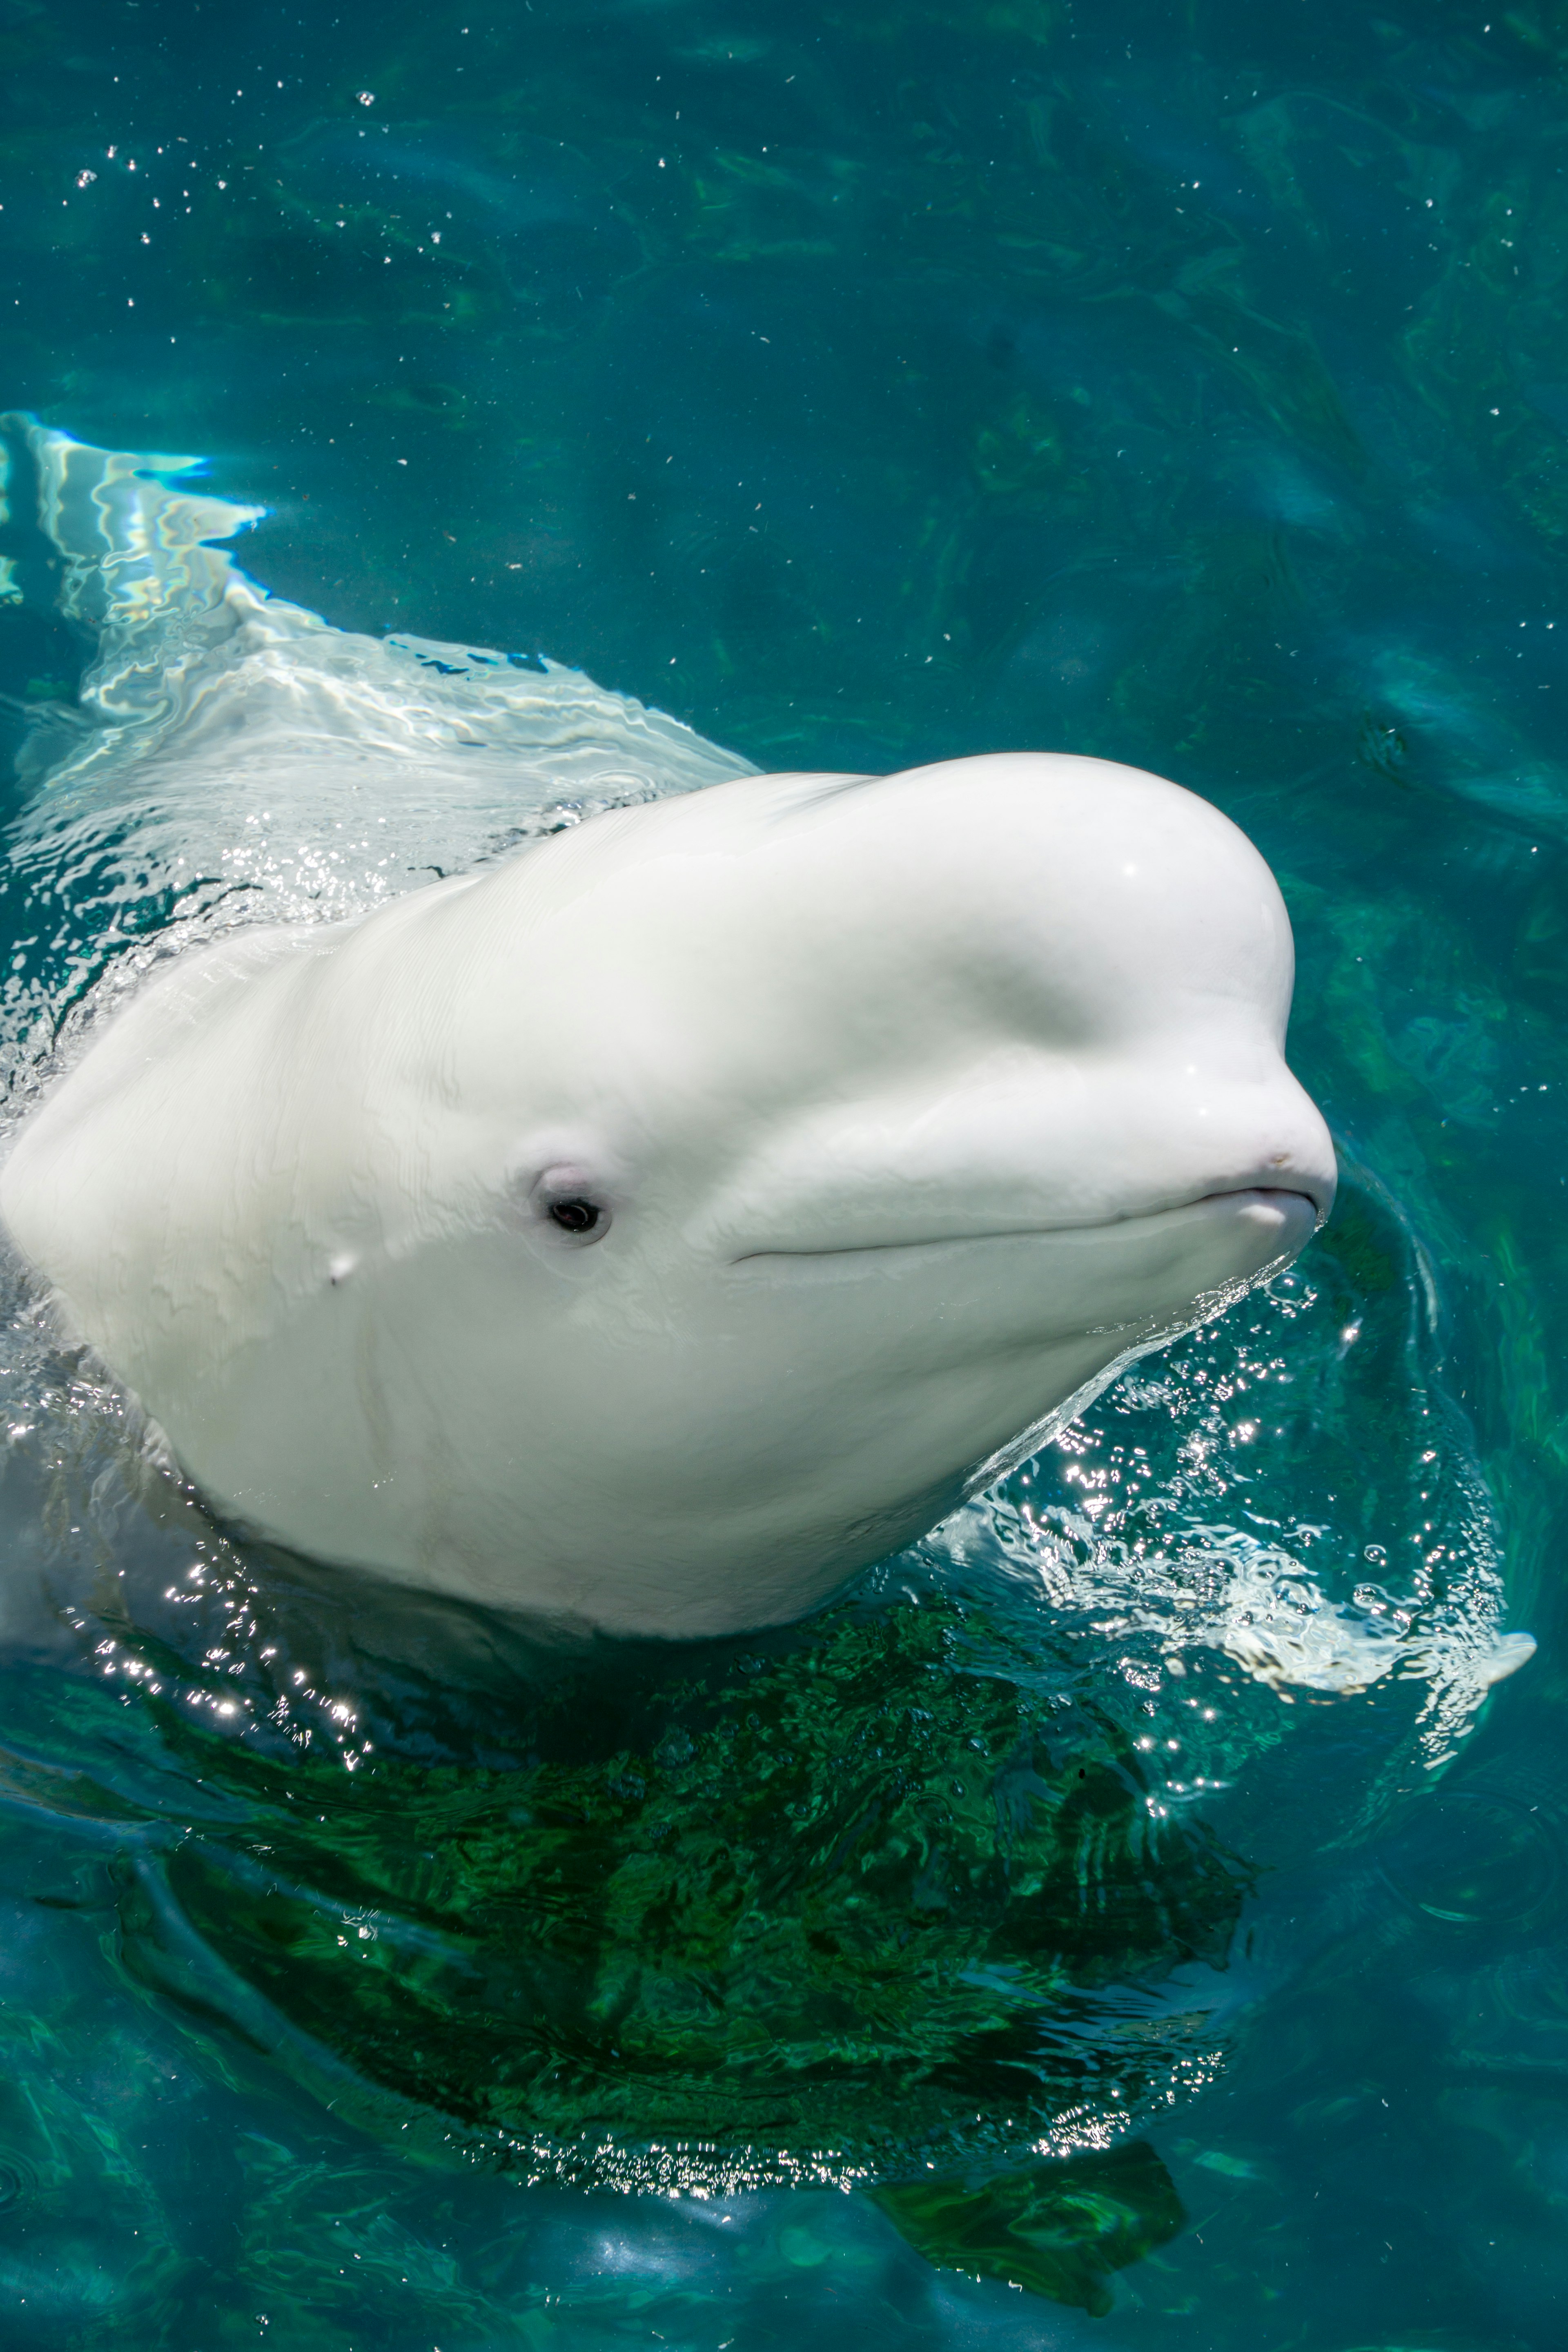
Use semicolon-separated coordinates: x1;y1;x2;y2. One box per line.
0;418;751;1091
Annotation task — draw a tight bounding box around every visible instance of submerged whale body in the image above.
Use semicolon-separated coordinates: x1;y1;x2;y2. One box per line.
0;420;1335;1637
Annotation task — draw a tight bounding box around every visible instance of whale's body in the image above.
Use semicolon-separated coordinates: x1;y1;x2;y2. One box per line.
2;736;1334;1635
0;418;1336;1636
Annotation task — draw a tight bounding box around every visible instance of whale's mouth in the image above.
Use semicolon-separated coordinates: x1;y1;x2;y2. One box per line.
1197;1183;1327;1222
732;1185;1326;1265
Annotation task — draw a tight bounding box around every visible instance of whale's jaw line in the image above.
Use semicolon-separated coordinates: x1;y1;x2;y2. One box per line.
1195;1182;1330;1226
729;1187;1325;1265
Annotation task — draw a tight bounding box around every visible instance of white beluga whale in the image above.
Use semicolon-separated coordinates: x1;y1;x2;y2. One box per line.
2;756;1335;1635
0;421;1335;1638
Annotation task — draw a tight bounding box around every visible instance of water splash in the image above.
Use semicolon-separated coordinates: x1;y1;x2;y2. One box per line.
0;413;751;1102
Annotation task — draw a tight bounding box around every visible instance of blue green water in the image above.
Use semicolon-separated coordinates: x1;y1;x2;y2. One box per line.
2;0;1568;2342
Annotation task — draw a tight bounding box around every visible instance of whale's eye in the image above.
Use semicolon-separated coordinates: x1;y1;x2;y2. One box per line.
526;1163;613;1245
548;1197;600;1236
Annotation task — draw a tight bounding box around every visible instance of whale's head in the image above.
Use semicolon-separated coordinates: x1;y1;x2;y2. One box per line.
0;753;1334;1637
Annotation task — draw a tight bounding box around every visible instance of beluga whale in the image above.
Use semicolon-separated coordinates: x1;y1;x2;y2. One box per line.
0;419;1335;1639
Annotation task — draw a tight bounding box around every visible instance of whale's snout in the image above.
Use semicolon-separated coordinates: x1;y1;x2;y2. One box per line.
1256;1067;1338;1227
1144;1049;1336;1241
1268;1085;1339;1239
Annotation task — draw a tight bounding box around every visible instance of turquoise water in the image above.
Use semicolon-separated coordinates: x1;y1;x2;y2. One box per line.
1;0;1567;2342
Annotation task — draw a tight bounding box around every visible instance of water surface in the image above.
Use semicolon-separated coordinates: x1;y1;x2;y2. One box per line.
1;1;1567;2345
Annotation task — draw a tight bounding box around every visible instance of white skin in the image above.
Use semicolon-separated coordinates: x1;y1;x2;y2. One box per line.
0;754;1336;1637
